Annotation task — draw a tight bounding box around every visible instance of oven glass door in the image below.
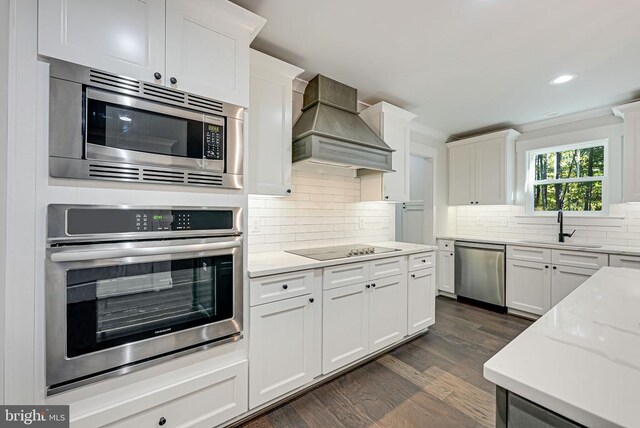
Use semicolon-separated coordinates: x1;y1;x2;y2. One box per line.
66;254;233;358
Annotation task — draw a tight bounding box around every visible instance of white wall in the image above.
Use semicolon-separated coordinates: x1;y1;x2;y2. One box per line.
248;165;395;253
0;0;10;406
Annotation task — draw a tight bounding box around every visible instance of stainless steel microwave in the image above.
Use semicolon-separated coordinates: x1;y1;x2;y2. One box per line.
48;59;244;189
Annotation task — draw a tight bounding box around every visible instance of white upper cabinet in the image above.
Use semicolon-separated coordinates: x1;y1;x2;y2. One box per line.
613;101;640;202
360;102;417;202
248;50;303;196
38;0;265;106
448;129;520;205
38;0;166;83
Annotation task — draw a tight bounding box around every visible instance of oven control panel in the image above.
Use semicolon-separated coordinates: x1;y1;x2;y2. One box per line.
204;123;224;160
65;208;235;235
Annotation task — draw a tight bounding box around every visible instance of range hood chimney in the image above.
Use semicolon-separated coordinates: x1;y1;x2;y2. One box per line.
292;75;394;172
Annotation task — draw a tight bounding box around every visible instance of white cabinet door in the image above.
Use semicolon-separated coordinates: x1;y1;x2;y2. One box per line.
551;265;597;307
614;102;640;202
248;51;302;196
38;0;166;83
165;0;251;105
437;250;455;293
369;274;407;352
322;283;369;374
506;259;551;315
249;295;316;409
408;268;435;335
382;116;409;201
475;137;505;205
448;143;476;205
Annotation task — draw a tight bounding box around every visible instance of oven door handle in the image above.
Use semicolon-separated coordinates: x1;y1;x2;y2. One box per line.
50;240;241;263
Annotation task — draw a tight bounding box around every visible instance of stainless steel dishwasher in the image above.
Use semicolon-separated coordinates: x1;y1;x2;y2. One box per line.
455;241;506;311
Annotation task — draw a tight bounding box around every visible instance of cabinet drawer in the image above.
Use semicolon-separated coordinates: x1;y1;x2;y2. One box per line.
370;256;407;280
438;240;455;251
551;250;608;269
609;254;640;270
107;360;248;428
250;270;314;306
408;252;435;272
323;262;370;290
507;246;551;263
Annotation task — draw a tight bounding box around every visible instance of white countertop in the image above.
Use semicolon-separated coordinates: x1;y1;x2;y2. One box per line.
484;267;640;428
248;241;436;278
437;234;640;256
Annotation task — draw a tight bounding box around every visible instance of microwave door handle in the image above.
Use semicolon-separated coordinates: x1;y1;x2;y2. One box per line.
50;240;241;263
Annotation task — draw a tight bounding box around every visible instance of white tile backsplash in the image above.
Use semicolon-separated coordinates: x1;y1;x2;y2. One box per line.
248;169;395;253
455;203;640;247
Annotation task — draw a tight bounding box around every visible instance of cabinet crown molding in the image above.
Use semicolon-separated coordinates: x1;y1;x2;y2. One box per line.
362;101;417;123
613;100;640;119
447;128;520;147
250;49;304;79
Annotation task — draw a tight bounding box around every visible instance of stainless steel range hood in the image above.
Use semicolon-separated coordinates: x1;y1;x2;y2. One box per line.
292;75;394;172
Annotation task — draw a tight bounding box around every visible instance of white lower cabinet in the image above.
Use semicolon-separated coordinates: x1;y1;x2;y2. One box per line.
106;360;248;428
369;274;408;352
437;250;455;293
551;265;598;306
407;268;436;335
249;294;317;409
610;254;640;269
322;282;370;374
507;247;602;316
506;259;551;315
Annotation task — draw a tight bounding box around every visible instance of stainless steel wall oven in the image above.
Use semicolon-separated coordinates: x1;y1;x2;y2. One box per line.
46;205;243;395
48;59;244;189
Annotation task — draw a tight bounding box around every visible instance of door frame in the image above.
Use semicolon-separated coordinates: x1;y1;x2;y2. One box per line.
409;142;438;244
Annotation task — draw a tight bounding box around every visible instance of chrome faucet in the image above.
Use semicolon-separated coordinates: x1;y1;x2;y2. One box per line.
557;210;576;243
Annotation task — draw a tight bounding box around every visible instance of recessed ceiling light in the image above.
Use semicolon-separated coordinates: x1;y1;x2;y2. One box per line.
544;111;562;118
549;74;577;85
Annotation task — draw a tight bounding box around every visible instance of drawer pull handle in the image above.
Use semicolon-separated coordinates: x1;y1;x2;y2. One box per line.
170;76;178;84
545;265;549;268
553;266;557;270
154;72;162;80
411;274;416;278
366;284;371;289
371;283;376;288
159;417;167;426
282;284;288;290
309;297;315;303
421;259;426;263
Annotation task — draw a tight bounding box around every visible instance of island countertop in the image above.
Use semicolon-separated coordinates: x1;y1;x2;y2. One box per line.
484;267;640;428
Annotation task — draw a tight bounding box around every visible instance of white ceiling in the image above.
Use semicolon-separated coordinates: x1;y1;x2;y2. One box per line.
231;0;640;136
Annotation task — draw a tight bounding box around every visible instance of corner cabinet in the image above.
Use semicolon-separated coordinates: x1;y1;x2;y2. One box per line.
448;129;520;205
613;101;640;202
248;50;303;196
38;0;265;106
359;102;417;202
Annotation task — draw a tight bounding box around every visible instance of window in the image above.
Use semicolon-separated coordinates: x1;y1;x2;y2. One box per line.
527;140;608;215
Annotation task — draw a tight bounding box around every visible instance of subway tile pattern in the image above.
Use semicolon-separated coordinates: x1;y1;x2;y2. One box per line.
248;170;395;253
456;203;640;247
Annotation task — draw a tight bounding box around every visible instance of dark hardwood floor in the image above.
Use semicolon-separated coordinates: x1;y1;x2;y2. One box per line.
241;297;532;428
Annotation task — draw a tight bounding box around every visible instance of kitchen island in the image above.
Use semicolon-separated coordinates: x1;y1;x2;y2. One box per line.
484;267;640;428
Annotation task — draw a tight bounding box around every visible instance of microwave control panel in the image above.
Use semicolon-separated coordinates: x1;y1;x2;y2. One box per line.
204;122;224;161
65;208;234;235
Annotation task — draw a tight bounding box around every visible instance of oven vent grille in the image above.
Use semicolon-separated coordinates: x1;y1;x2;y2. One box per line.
188;94;224;113
187;172;223;186
89;69;140;93
88;164;140;180
142;83;186;104
141;169;186;184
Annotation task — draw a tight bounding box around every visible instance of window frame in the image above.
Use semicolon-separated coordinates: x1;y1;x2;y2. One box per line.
525;139;609;216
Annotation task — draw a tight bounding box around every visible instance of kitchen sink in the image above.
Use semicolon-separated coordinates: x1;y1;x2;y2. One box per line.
519;240;602;249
